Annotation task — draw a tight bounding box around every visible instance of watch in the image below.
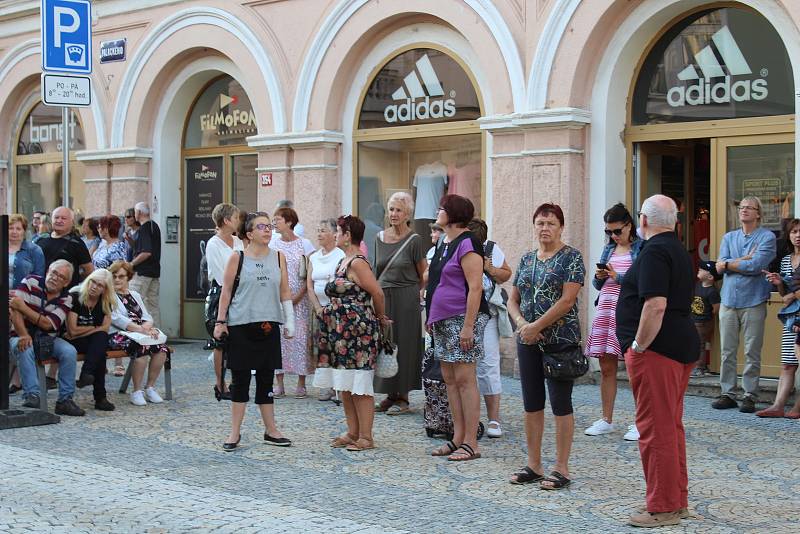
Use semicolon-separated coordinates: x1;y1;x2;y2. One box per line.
631;339;646;353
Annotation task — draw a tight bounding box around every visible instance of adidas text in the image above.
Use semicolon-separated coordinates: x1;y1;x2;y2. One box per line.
667;76;767;107
384;96;456;123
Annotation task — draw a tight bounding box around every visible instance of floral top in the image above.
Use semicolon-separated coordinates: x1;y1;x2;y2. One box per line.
93;239;130;269
513;245;585;345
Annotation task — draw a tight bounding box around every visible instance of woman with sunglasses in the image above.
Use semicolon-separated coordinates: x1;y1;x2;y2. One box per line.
213;212;294;451
584;203;643;441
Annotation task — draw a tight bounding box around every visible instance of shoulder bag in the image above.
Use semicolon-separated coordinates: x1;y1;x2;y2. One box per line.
204;252;244;339
31;293;55;359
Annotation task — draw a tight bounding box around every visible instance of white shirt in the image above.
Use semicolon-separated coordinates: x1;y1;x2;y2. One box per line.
309;247;346;306
205;234;244;286
413;162;448;219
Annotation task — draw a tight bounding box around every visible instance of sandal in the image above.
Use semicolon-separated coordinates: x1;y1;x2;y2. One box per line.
294;386;307;399
540;470;572;490
431;440;458;457
346;438;376;451
755;408;785;418
113;365;125;377
330;433;356;448
510;466;545;485
375;397;395;412
386;401;410;415
447;443;481;462
786;411;800;420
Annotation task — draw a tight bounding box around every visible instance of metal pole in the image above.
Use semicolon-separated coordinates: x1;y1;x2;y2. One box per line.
1;215;8;411
62;107;70;208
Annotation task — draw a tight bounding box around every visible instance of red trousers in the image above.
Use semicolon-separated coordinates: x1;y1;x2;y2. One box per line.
625;348;693;513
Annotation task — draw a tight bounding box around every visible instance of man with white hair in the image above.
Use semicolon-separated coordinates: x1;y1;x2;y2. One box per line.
712;195;776;413
37;206;94;288
130;202;162;325
616;194;699;527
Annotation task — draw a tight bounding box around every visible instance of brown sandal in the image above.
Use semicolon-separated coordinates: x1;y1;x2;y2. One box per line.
346;437;376;451
375;397;395;412
330;434;356;448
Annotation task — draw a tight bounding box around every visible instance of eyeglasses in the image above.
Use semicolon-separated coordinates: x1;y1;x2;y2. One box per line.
254;223;273;231
48;270;69;281
738;205;759;212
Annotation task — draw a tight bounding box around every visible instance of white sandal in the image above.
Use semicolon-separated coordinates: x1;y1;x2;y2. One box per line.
486;420;502;438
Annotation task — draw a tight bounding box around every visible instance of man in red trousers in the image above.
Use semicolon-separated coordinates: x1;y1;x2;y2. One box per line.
615;194;700;528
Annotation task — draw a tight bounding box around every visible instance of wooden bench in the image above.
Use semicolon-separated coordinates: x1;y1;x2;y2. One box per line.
34;349;173;411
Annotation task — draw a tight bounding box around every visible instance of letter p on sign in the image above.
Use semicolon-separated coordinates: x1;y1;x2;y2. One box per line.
53;6;79;47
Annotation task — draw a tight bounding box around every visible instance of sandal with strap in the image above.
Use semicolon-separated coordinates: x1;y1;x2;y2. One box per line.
331;433;356;448
447;443;481;462
431;440;458;457
346;437;376;452
510;466;545;485
540;470;572;490
375;397;395;412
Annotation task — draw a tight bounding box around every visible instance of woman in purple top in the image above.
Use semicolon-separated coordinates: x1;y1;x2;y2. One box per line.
425;194;490;462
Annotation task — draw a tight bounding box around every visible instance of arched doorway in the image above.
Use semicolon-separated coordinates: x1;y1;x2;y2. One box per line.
625;5;795;377
14;102;87;217
353;46;484;263
180;74;258;338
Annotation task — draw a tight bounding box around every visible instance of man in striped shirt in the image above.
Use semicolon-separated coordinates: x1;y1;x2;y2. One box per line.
9;259;85;416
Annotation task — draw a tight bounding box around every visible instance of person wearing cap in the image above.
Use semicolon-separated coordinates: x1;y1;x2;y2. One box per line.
691;261;721;376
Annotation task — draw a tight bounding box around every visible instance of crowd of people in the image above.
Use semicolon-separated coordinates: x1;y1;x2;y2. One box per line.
7;189;800;529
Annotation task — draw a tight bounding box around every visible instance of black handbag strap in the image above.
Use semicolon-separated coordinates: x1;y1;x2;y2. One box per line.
220;251;245;386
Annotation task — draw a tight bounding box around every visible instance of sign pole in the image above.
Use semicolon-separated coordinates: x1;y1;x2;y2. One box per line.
62;107;70;208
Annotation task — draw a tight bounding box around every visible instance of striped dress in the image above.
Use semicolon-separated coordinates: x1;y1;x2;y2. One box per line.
585;250;633;359
779;254;799;365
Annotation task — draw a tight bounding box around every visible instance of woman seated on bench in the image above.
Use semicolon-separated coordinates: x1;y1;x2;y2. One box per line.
108;260;170;406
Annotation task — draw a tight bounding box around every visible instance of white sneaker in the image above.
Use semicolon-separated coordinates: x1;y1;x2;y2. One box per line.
624;424;640;441
130;390;147;406
145;387;163;404
585;419;615;436
486;420;502;438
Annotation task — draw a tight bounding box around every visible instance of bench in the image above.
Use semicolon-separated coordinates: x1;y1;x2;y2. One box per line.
33;349;173;412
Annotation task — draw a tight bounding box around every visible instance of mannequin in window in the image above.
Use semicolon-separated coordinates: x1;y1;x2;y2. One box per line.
413;160;448;238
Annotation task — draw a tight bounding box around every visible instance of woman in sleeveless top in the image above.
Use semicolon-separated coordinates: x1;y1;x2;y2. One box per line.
214;212;295;452
315;215;389;452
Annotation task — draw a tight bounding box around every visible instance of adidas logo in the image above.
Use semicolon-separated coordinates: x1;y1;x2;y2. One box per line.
667;26;768;107
384;54;456;123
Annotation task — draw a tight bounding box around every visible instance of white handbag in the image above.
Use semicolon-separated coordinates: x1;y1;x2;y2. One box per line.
374;323;398;378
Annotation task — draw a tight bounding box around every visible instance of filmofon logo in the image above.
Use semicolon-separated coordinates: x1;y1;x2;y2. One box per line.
384;54;456;123
667;26;767;107
200;93;256;131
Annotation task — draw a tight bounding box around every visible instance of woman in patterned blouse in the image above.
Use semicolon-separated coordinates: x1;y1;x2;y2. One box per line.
507;203;585;490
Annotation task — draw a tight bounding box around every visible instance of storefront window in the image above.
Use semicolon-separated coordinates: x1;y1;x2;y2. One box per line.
184;76;257;148
632;7;794;125
15;102;86;214
231;154;258;213
725;143;794;234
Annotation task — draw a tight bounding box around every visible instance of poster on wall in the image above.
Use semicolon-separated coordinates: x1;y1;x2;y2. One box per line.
185;156;223;300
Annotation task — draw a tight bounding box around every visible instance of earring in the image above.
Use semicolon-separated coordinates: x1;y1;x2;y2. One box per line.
344;240;351;247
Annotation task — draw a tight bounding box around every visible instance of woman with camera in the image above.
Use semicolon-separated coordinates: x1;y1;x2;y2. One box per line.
214;212;294;451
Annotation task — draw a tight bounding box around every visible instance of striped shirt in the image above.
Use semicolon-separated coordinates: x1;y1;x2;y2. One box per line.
10;275;72;337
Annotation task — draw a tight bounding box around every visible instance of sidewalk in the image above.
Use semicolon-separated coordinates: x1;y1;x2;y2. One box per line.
1;341;799;532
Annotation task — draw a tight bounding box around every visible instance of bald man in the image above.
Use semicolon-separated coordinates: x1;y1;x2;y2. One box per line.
37;206;94;288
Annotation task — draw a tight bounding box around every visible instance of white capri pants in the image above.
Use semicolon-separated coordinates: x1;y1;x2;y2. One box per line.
477;315;502;396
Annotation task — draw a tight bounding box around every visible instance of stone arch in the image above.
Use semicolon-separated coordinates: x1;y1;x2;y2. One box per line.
111;6;287;147
292;0;524;131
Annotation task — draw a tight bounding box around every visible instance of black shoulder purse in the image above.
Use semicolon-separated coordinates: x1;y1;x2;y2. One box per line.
31;293;56;359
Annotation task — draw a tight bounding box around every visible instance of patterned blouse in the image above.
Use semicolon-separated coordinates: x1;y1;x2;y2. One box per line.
513;245;585;345
93;239;129;269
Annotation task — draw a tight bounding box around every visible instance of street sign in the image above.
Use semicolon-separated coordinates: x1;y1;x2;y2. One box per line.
99;38;126;63
41;0;92;74
41;73;91;107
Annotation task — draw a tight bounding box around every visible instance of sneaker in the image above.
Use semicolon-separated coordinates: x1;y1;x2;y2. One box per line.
628;511;681;527
318;388;334;401
690;367;707;378
712;395;738;410
145;387;164;404
585;419;615;436
22;394;40;408
76;372;94;389
94;397;115;411
130;390;147;406
739;396;756;413
55;398;85;417
623;424;640;441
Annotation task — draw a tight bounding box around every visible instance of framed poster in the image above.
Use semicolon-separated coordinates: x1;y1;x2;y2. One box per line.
184;156;223;300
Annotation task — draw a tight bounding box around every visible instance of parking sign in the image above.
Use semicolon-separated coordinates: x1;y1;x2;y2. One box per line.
41;0;92;74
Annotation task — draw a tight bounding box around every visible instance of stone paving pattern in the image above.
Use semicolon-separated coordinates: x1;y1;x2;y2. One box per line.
1;342;799;533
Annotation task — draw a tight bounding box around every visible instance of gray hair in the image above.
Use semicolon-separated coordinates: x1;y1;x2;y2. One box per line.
387;191;414;218
740;196;763;223
48;259;74;281
134;202;150;215
640;195;677;229
318;218;337;233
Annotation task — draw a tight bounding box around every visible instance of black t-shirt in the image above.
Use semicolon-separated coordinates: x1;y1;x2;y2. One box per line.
68;288;106;327
691;282;720;322
615;232;700;363
38;234;92;288
132;220;161;278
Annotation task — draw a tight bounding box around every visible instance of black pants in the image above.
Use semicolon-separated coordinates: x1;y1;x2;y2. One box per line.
517;342;574;416
230;368;275;404
70;332;109;400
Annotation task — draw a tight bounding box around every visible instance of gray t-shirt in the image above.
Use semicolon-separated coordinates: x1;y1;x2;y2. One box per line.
228;252;283;326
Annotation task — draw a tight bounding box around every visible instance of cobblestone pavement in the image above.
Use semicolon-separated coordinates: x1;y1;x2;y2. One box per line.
2;342;799;533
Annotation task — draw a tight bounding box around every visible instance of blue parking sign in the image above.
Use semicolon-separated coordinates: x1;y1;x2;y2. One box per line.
41;0;92;74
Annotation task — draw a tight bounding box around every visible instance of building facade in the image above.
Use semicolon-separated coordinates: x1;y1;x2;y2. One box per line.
1;0;798;377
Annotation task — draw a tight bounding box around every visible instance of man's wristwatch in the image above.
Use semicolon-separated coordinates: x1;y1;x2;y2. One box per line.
631;339;646;353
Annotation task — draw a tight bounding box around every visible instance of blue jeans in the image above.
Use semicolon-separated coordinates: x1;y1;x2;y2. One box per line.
10;336;77;402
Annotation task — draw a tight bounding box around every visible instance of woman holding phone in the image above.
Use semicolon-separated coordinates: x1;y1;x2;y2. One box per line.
584;203;643;441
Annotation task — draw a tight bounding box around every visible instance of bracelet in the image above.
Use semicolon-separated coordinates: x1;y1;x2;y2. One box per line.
214;320;227;324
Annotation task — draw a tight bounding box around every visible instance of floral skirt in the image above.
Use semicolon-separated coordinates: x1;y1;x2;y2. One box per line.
431;313;489;364
108;333;171;360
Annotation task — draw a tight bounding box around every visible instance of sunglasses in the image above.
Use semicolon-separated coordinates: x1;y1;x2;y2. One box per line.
604;228;626;236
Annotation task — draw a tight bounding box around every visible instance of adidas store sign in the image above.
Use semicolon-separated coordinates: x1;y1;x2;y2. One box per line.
384;54;457;123
667;27;767;107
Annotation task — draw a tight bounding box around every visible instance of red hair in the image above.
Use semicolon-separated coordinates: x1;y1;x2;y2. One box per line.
532;203;565;227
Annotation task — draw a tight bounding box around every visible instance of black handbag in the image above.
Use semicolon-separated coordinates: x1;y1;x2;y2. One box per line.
31;329;55;360
540;342;589;381
205;252;245;340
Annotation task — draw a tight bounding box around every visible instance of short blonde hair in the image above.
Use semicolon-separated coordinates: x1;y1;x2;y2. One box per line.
9;213;28;231
387;191;414;219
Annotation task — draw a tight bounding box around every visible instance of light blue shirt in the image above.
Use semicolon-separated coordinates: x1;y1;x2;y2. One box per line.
718;226;776;308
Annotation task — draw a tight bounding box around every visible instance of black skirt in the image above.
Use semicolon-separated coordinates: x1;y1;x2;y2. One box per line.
226;322;282;371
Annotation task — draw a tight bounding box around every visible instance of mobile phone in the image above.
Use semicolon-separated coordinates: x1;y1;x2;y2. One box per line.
596;263;608;270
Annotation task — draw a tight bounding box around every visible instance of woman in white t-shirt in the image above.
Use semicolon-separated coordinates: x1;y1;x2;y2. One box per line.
306;218;346;401
206;203;244;400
